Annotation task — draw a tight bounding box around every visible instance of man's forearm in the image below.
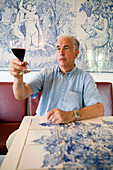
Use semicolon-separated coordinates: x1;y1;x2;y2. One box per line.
77;103;104;121
13;77;27;100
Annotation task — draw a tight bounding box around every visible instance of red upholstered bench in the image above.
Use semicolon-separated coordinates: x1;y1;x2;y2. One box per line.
0;82;27;155
29;82;113;116
96;82;113;116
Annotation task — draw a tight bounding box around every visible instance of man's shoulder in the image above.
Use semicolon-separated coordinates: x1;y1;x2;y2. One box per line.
75;67;93;80
75;67;89;75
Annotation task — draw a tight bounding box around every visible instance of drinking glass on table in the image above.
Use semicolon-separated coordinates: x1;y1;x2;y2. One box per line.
10;40;31;75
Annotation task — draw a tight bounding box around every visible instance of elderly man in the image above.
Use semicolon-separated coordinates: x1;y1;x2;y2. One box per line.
9;34;104;124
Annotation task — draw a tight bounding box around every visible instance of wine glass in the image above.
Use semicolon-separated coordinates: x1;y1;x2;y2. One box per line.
10;40;31;75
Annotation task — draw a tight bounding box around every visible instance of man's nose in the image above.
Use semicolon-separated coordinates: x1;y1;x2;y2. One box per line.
60;48;64;55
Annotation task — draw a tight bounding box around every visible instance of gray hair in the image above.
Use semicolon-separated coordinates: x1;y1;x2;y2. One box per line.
57;34;80;51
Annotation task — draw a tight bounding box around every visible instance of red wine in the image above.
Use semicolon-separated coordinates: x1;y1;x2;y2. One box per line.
11;48;26;61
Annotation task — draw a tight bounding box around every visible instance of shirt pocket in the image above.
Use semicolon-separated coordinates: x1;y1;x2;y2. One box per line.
64;90;82;110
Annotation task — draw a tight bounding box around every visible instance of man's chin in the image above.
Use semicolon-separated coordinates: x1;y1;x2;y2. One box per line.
59;60;66;65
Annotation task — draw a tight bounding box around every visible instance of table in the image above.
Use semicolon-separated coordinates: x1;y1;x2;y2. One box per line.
1;116;113;169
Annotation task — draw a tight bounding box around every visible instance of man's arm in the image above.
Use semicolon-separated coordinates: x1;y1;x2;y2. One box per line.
76;102;104;120
47;103;104;124
9;58;33;99
13;77;33;100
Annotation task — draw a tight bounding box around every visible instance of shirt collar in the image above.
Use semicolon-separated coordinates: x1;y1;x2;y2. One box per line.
57;65;77;77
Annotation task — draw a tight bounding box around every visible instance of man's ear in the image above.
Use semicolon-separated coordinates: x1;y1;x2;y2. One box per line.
74;50;79;59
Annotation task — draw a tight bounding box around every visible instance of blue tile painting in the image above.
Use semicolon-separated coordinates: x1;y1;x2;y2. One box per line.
32;120;113;169
0;0;113;72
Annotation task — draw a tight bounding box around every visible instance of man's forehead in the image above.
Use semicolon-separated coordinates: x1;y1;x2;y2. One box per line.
57;37;72;46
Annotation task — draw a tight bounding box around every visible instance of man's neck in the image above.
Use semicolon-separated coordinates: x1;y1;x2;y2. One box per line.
59;65;75;75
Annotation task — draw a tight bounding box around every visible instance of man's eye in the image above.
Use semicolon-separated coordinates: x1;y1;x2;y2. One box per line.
64;46;69;50
57;47;60;51
64;47;69;49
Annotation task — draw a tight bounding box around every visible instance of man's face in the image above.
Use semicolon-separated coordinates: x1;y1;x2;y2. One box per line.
56;37;78;74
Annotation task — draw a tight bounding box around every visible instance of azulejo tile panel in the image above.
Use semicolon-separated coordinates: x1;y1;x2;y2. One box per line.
17;117;113;169
84;123;113;143
0;0;113;72
18;145;63;169
61;142;106;168
96;143;113;167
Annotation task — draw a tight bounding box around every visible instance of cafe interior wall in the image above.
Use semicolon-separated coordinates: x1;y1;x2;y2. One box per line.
0;0;113;85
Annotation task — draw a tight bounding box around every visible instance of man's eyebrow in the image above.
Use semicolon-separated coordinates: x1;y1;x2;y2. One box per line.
64;45;69;47
56;45;69;48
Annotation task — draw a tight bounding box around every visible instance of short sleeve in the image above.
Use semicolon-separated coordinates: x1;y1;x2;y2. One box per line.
27;69;45;98
83;73;102;106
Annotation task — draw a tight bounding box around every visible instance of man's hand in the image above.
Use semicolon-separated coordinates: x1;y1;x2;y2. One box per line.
9;58;28;78
47;108;75;124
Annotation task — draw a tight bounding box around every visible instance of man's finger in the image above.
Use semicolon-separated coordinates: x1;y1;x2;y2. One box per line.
54;119;60;125
51;116;58;123
47;109;55;120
